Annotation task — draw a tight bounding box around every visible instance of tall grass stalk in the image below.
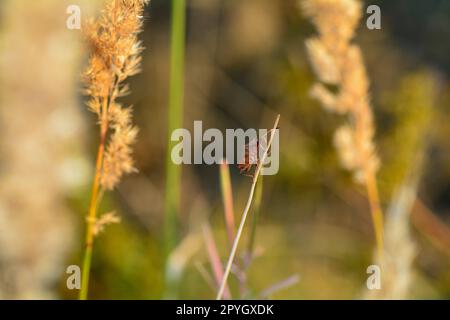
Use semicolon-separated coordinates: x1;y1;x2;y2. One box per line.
216;115;280;300
164;0;186;295
79;0;148;299
79;138;105;300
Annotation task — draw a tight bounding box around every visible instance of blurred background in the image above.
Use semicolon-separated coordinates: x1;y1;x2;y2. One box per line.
0;0;449;299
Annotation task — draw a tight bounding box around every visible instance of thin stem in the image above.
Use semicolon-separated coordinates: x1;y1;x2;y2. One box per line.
216;115;280;300
365;168;384;261
79;98;109;300
79;130;107;300
164;0;186;297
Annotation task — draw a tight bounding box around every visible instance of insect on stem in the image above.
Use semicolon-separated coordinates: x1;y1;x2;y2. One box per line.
217;115;280;300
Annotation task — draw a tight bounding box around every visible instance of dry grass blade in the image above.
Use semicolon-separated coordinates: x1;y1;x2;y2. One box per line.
259;275;300;299
216;115;280;300
202;224;231;299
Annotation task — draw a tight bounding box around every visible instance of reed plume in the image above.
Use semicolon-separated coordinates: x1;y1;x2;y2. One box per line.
303;0;384;259
80;0;149;300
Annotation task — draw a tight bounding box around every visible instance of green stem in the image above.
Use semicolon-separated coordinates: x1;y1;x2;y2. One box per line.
79;102;108;300
79;245;93;300
164;0;186;297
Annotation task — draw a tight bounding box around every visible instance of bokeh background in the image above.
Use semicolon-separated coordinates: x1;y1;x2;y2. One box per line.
0;0;449;299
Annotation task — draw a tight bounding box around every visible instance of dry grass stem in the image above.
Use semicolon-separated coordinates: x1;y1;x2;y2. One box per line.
216;115;280;300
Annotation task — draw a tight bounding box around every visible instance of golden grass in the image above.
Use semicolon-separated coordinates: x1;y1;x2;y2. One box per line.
79;0;149;300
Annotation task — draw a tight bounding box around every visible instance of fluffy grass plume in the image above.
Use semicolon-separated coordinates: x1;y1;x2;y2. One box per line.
303;0;384;259
80;0;149;300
